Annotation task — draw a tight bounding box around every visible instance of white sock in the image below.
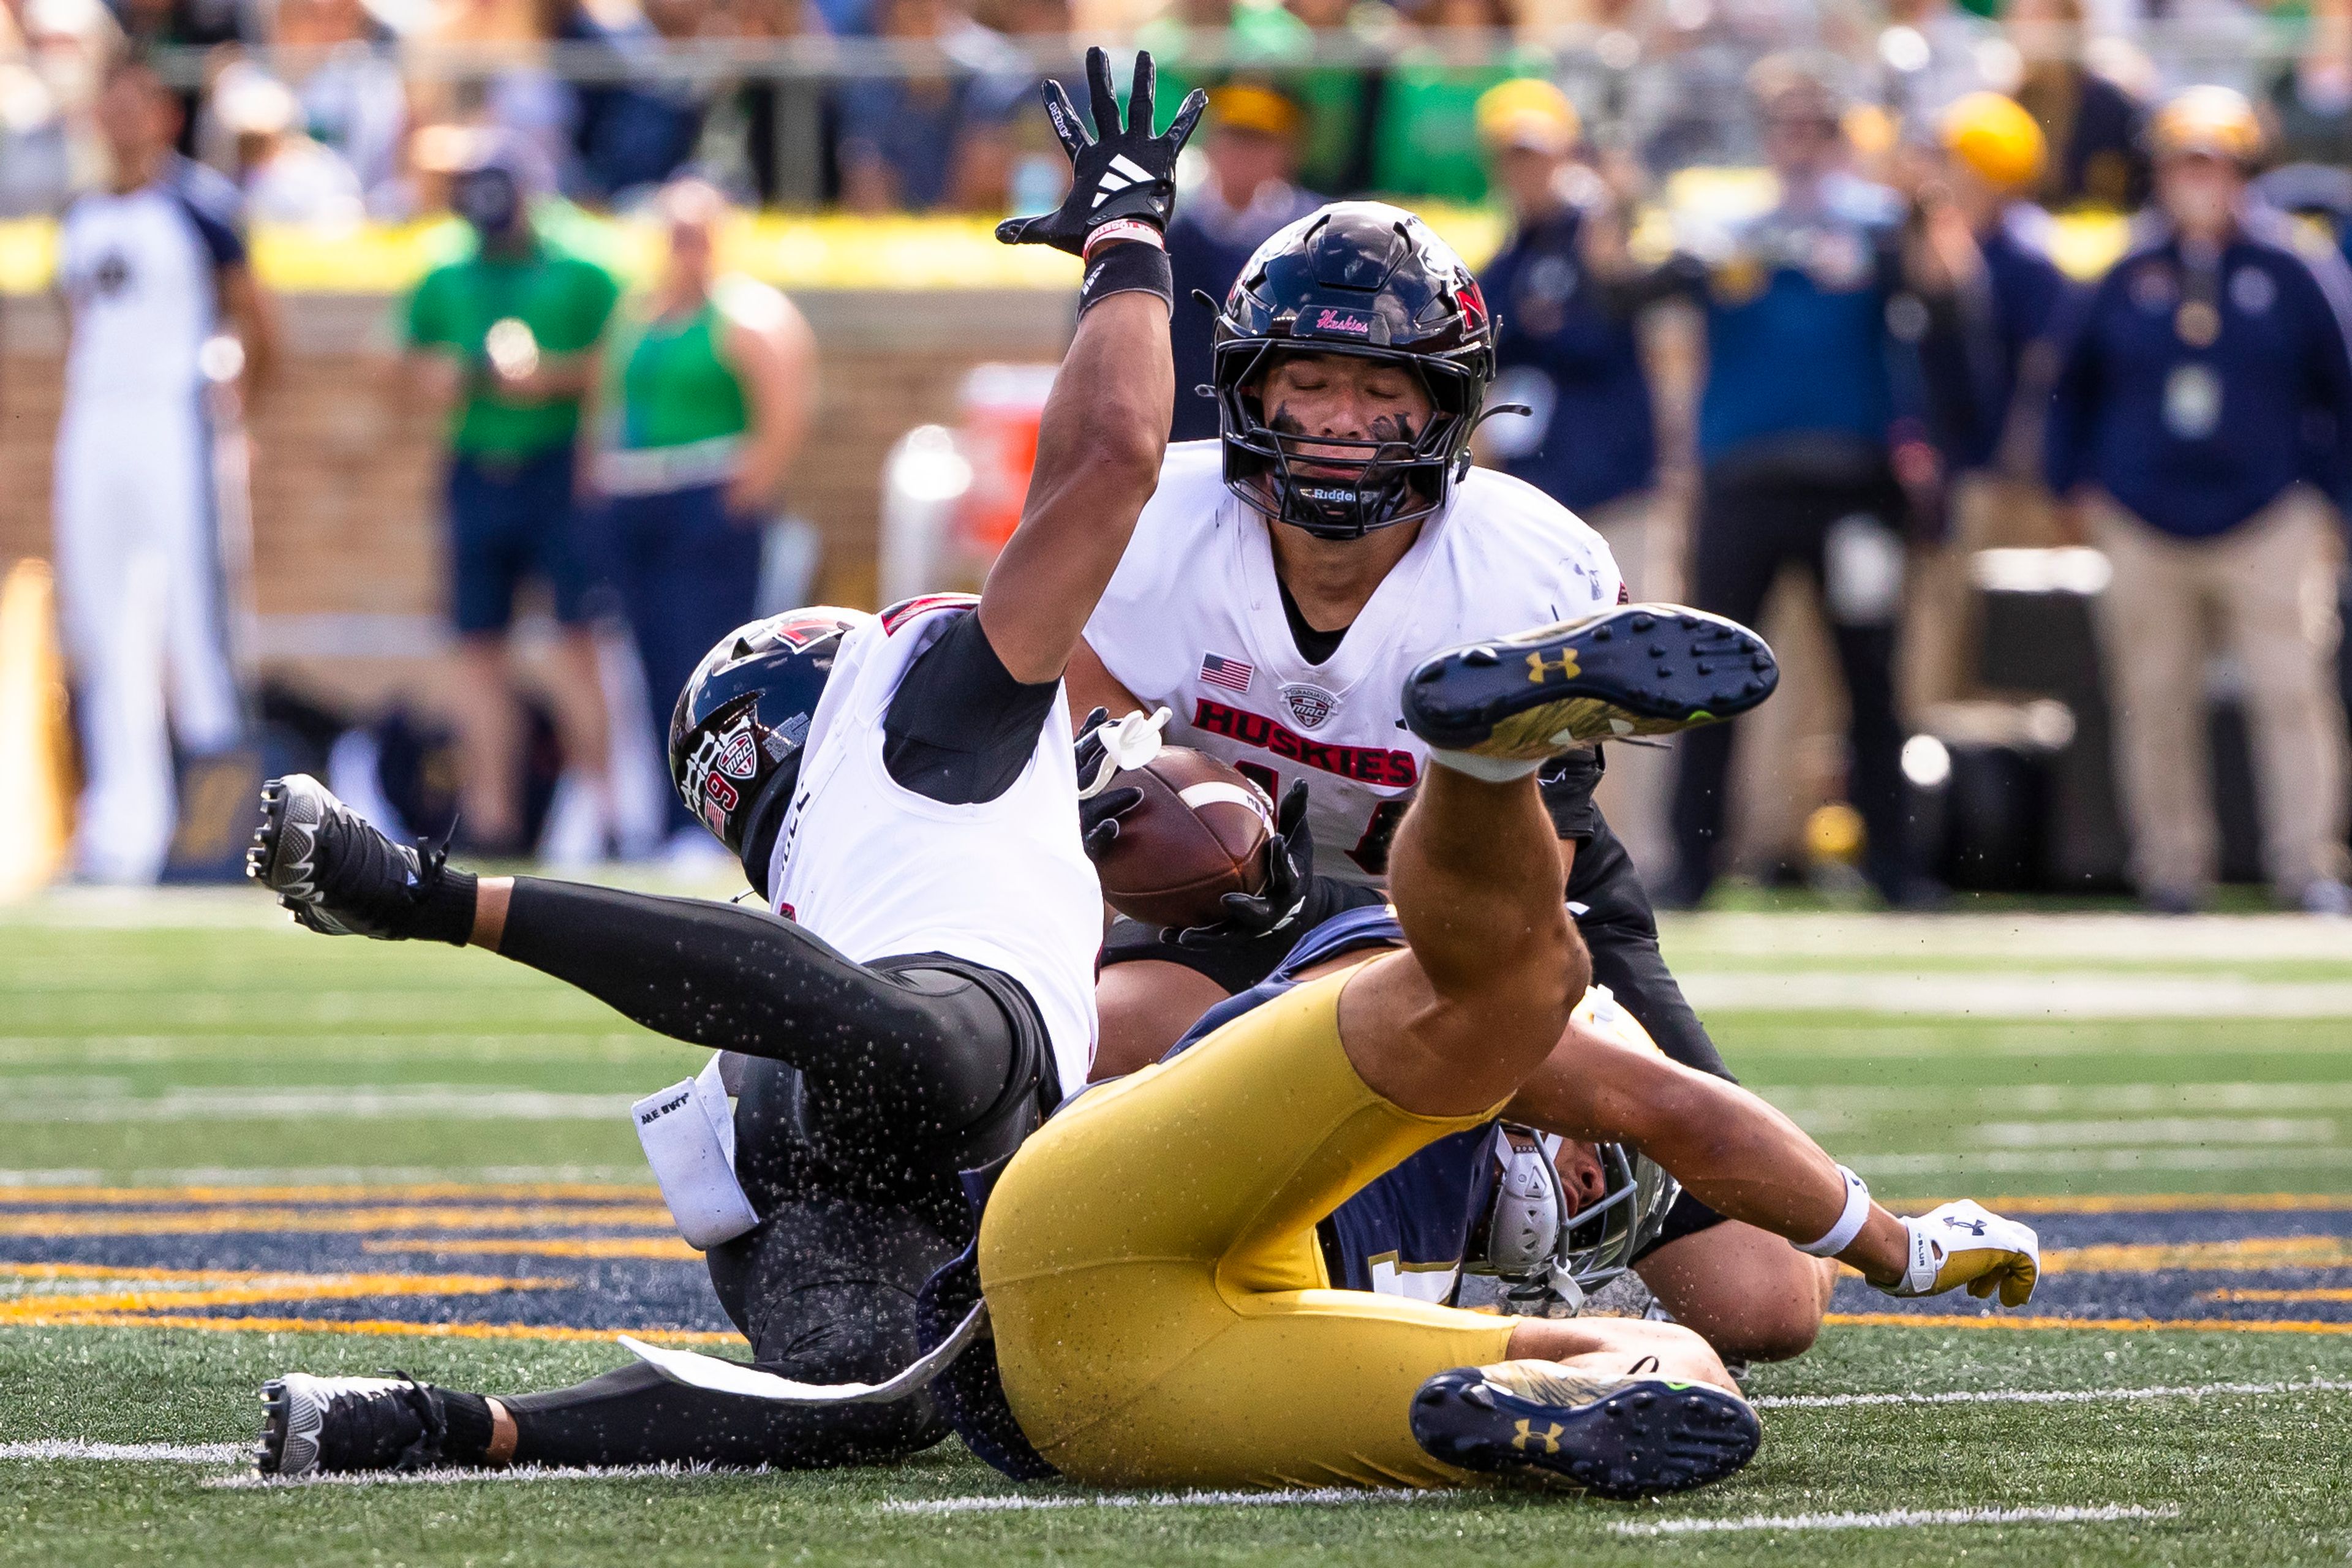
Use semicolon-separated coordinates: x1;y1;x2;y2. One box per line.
1428;748;1542;782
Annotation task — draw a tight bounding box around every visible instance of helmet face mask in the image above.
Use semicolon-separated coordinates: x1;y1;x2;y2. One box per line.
1465;1131;1682;1317
1212;202;1496;542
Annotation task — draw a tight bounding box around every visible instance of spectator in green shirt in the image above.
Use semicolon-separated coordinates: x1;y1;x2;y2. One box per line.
1371;0;1550;203
399;135;622;857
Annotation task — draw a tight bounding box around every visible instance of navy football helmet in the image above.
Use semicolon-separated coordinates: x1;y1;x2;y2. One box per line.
1210;201;1498;540
669;609;867;885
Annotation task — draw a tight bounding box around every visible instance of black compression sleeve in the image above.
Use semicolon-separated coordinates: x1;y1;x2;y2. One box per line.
881;610;1061;805
496;877;1022;1147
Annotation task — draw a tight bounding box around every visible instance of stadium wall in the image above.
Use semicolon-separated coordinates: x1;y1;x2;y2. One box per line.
0;288;1072;707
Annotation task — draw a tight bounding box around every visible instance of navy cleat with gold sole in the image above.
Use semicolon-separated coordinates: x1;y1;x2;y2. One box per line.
1401;605;1777;762
1409;1359;1761;1499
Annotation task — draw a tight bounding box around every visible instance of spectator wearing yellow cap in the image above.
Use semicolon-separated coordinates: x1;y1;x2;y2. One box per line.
1471;77;1670;864
1166;80;1322;442
1918;92;2073;477
1893;91;2075;712
2047;85;2352;914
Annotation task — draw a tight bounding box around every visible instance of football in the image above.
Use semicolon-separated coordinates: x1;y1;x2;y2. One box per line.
1094;747;1276;930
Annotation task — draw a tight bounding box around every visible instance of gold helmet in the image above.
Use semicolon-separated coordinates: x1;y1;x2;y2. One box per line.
1940;91;2047;189
2149;85;2264;164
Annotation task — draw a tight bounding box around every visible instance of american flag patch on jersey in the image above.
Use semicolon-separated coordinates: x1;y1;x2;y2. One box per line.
1199;653;1254;693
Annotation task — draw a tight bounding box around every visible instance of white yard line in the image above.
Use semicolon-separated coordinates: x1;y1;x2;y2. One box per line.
203;1461;754;1490
1754;1379;2352;1409
0;1164;648;1188
0;1440;247;1463
884;1488;1438;1515
0;1088;636;1123
1613;1504;2181;1536
1683;971;2352;1019
1850;1147;2352;1177
1665;910;2352;963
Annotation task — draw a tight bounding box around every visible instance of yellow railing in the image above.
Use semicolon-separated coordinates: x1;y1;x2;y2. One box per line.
0;200;2133;297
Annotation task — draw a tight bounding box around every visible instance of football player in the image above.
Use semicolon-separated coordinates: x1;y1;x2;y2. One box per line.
241;49;1207;1478
959;620;2042;1494
1068;202;1835;1363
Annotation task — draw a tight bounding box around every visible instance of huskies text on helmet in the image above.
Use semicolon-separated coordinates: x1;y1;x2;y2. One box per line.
1211;201;1497;540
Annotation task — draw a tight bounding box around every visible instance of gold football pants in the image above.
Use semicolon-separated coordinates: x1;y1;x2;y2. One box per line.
979;967;1518;1490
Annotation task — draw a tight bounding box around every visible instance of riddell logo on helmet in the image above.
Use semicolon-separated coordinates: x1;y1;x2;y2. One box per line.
1299;485;1356;503
1311;308;1373;336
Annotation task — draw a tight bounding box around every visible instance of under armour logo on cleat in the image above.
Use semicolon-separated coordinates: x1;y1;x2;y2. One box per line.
1512;1419;1564;1454
1526;649;1580;684
1090;154;1155;208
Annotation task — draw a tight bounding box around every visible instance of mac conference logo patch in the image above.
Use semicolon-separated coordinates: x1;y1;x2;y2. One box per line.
1279;682;1340;729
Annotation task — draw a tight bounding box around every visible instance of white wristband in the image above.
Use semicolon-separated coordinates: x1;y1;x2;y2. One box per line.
1794;1165;1871;1258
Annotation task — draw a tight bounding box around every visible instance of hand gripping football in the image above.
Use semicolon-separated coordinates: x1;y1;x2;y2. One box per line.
1092;747;1275;930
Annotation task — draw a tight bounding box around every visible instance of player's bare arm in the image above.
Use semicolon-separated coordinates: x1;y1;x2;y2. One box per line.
721;285;818;518
976;49;1205;685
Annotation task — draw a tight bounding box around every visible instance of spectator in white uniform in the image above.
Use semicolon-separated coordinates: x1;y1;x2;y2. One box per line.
51;56;277;883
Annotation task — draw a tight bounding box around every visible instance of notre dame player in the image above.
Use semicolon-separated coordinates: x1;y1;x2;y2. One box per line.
243;49;1205;1478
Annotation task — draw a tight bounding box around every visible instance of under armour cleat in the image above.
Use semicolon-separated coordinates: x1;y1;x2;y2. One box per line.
257;1372;449;1478
1409;1359;1760;1499
1401;605;1777;763
247;774;460;941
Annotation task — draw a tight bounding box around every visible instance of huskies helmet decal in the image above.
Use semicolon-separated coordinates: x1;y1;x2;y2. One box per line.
669;609;867;881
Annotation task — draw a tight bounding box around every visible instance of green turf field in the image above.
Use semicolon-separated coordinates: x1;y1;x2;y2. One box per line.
4;887;2351;1566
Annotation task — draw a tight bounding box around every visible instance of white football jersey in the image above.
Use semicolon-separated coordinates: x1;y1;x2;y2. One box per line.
58;157;246;405
767;598;1101;1090
1085;442;1623;885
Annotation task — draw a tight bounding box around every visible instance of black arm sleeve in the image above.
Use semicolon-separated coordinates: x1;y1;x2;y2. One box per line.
881;611;1063;805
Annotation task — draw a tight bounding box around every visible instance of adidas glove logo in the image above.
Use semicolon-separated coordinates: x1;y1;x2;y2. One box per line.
1090;154;1156;208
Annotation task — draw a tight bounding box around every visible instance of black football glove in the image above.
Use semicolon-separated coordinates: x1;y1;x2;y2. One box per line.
1073;706;1144;864
995;47;1206;255
1176;779;1313;948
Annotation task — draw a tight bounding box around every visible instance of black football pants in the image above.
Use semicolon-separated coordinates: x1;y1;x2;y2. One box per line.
1670;459;1913;904
470;878;1053;1468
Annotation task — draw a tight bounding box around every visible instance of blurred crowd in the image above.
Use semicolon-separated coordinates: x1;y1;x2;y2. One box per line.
9;0;2352;219
29;0;2352;915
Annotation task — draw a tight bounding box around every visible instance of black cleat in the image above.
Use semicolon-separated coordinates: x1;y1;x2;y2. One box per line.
1409;1360;1760;1500
257;1372;450;1478
1401;604;1777;763
247;774;452;940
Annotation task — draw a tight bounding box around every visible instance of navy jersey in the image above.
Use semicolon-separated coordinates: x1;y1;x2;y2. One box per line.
1690;176;1917;462
1920;203;2075;473
1479;204;1658;514
2046;209;2352;537
1167;904;1501;1302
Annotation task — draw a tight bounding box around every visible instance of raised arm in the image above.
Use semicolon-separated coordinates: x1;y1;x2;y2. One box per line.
974;48;1205;685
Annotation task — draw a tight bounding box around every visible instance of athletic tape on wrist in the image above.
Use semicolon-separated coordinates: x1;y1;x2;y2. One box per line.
1794;1164;1871;1257
1079;236;1174;318
1083;219;1165;257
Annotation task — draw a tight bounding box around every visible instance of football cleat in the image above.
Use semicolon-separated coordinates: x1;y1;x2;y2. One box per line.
1409;1359;1760;1499
247;774;449;940
1401;605;1777;763
257;1372;449;1477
